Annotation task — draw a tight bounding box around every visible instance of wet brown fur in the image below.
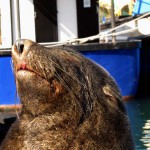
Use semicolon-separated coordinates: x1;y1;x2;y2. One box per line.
0;40;134;150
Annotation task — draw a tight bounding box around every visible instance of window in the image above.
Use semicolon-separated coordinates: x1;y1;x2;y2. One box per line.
0;0;12;48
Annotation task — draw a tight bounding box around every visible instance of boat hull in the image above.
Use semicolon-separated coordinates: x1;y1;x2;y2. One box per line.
0;41;141;105
0;56;16;105
81;48;140;98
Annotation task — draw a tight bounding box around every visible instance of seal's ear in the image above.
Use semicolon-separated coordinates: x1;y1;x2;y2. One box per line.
102;85;120;109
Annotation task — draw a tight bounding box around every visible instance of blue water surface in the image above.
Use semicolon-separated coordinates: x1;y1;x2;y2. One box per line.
126;97;150;150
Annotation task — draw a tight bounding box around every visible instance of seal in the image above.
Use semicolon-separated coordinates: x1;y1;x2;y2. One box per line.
1;39;134;150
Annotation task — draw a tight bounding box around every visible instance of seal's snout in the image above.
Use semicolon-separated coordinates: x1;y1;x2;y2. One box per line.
12;39;36;73
12;39;35;56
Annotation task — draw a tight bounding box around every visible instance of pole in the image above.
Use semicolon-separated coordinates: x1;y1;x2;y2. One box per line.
14;0;21;40
111;0;116;43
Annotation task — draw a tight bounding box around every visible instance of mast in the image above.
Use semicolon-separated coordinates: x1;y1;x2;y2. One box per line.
14;0;21;40
111;0;116;43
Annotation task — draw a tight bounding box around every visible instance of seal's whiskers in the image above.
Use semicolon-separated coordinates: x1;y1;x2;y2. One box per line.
53;71;83;115
50;58;85;87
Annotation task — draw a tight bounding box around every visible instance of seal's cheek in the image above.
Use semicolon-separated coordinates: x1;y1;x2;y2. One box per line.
50;80;66;98
16;70;65;103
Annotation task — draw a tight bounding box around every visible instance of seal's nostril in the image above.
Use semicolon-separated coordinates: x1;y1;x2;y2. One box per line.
15;39;26;54
19;44;24;54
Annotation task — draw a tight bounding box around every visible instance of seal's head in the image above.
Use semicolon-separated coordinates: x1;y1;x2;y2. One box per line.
11;39;134;149
12;39;97;119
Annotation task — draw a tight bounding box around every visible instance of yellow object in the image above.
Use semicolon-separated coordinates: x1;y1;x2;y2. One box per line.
99;0;135;23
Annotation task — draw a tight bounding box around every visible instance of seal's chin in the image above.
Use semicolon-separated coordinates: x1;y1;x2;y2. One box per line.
16;69;51;105
16;70;37;79
16;69;47;87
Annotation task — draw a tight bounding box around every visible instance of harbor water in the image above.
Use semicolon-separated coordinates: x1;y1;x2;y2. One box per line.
126;69;150;150
126;96;150;150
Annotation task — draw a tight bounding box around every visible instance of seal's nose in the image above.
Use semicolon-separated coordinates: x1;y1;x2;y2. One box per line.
15;39;26;54
12;39;35;57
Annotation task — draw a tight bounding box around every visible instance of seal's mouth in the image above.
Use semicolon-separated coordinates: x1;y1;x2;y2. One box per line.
16;61;34;72
16;61;45;80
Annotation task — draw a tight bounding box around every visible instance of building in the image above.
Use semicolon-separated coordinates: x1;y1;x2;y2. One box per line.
0;0;99;49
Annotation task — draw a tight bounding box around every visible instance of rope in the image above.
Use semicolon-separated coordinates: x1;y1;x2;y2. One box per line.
41;12;150;47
